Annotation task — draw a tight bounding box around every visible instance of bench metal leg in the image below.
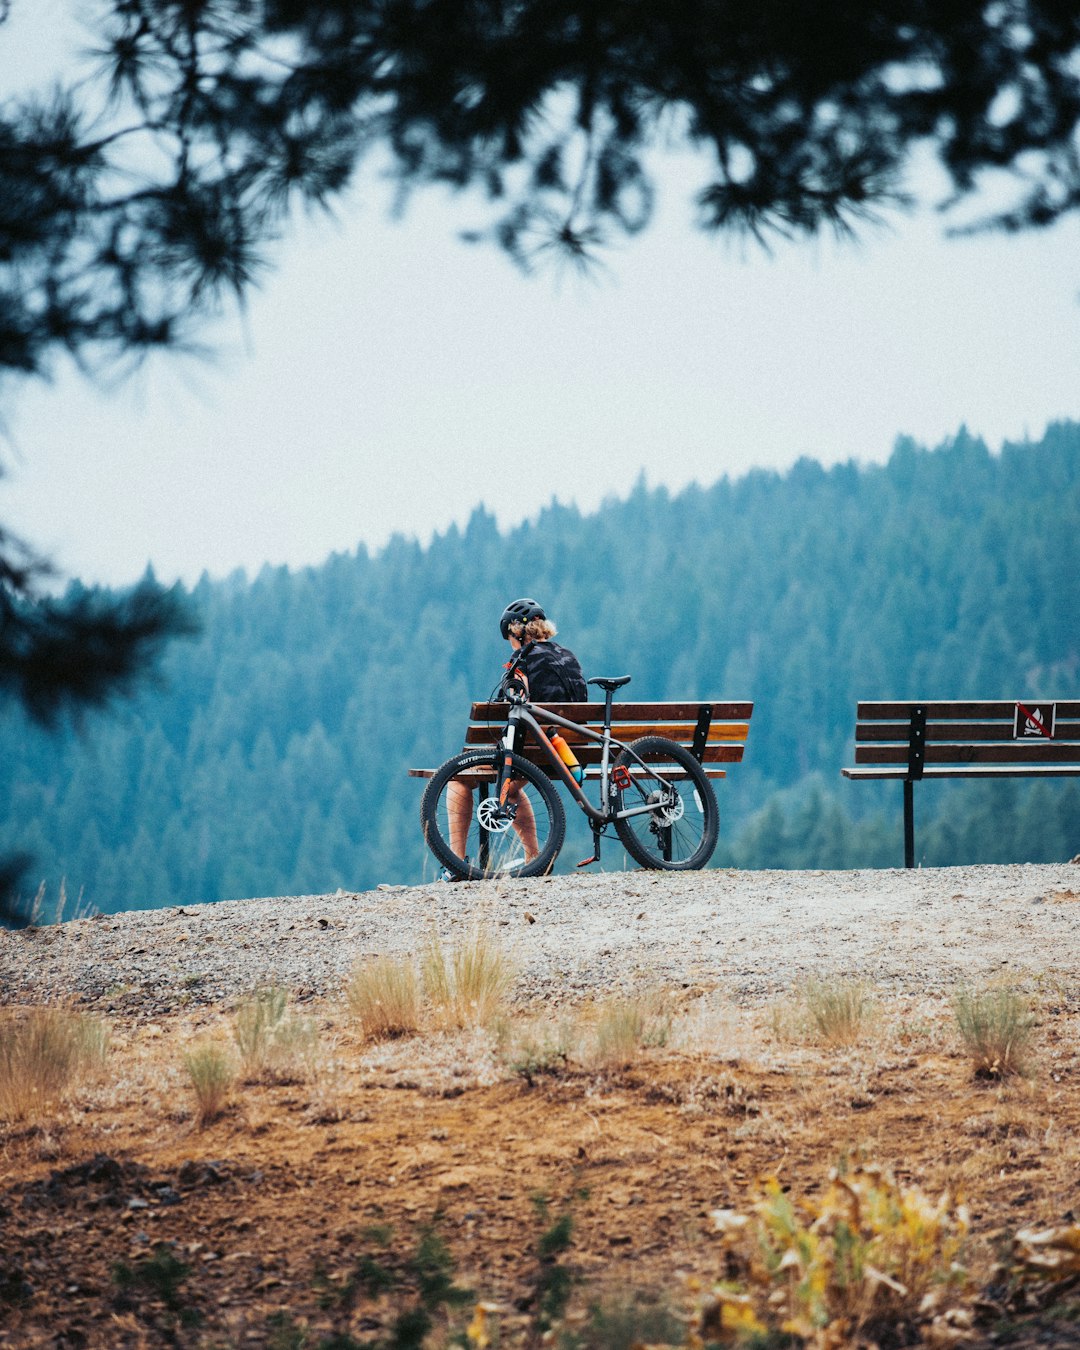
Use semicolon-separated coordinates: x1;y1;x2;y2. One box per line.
903;779;915;869
478;779;490;872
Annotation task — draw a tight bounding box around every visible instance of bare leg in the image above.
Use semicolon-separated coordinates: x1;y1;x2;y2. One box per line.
447;779;473;859
448;778;538;866
506;781;538;859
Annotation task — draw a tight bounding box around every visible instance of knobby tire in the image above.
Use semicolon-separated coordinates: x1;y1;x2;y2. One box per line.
421;749;565;881
613;735;719;870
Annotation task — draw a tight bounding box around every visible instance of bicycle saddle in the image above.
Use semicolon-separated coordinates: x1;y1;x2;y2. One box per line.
588;675;632;691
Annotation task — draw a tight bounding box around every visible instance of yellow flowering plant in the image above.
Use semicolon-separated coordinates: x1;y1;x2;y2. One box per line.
695;1163;970;1347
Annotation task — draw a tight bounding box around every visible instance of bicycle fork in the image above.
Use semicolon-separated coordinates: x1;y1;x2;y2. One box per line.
496;714;520;805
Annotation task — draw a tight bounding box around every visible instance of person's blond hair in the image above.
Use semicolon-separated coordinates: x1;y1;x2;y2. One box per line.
508;616;557;643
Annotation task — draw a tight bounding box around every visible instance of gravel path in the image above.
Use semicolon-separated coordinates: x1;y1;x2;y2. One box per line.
3;863;1079;1015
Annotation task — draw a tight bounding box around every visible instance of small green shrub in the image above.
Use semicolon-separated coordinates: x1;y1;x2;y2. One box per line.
531;1194;578;1333
113;1244;202;1332
499;1015;577;1082
265;1311;310;1350
568;1293;685;1350
953;985;1036;1077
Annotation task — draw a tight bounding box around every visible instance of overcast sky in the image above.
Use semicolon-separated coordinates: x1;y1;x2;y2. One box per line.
3;4;1079;588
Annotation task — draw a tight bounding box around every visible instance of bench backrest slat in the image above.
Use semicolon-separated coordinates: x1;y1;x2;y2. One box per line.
857;719;1080;743
463;730;745;762
515;743;745;766
857;699;1080;720
465;721;750;746
469;700;754;722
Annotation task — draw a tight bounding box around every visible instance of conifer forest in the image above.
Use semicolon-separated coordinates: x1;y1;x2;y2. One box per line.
3;424;1079;918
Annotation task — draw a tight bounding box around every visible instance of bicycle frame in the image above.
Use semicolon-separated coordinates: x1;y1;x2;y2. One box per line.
495;698;677;826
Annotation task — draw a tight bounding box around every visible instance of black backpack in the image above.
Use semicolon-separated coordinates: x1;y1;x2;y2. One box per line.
525;641;587;702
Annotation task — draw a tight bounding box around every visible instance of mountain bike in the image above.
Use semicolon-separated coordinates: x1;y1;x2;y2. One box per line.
420;651;719;880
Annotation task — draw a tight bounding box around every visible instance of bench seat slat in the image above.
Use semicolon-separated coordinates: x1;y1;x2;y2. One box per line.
855;742;1080;766
408;766;728;780
448;742;744;766
843;764;1080;780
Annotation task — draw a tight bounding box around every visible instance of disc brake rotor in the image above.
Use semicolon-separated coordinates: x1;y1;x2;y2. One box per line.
647;788;684;827
477;797;516;833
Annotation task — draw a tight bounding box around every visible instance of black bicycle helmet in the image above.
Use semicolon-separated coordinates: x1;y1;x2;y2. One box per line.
499;597;546;639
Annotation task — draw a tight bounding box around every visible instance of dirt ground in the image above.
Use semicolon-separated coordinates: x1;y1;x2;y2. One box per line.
2;988;1080;1350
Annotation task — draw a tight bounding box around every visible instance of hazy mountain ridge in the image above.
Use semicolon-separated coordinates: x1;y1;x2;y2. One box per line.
4;423;1079;914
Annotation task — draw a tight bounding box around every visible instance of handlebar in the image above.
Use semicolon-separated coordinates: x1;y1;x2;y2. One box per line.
498;643;534;703
502;678;528;704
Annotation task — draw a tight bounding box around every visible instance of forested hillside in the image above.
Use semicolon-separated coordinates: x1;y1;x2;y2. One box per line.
3;424;1079;917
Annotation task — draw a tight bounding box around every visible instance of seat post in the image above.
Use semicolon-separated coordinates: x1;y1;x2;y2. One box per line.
586;676;630;730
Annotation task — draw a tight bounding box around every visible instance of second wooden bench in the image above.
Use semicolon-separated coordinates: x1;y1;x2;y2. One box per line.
841;699;1080;867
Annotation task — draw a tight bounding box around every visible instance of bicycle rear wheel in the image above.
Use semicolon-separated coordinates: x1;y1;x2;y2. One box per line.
612;736;719;870
421;749;565;881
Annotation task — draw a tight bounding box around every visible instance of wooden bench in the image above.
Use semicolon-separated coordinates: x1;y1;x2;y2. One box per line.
409;699;753;782
842;700;1080;867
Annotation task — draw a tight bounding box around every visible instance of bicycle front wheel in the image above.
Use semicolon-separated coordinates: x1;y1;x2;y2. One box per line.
421;749;565;881
612;736;719;870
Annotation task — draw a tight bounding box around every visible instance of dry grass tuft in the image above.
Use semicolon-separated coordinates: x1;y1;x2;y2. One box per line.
0;1005;109;1124
422;925;514;1029
233;986;320;1081
590;993;671;1069
767;979;876;1050
345;955;421;1041
801;977;875;1047
767;994;803;1045
183;1041;235;1128
953;985;1037;1077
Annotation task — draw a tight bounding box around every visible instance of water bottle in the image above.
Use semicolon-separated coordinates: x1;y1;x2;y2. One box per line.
549;730;583;784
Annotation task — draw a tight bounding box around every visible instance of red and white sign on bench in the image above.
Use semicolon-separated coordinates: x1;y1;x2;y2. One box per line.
1013;702;1057;740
